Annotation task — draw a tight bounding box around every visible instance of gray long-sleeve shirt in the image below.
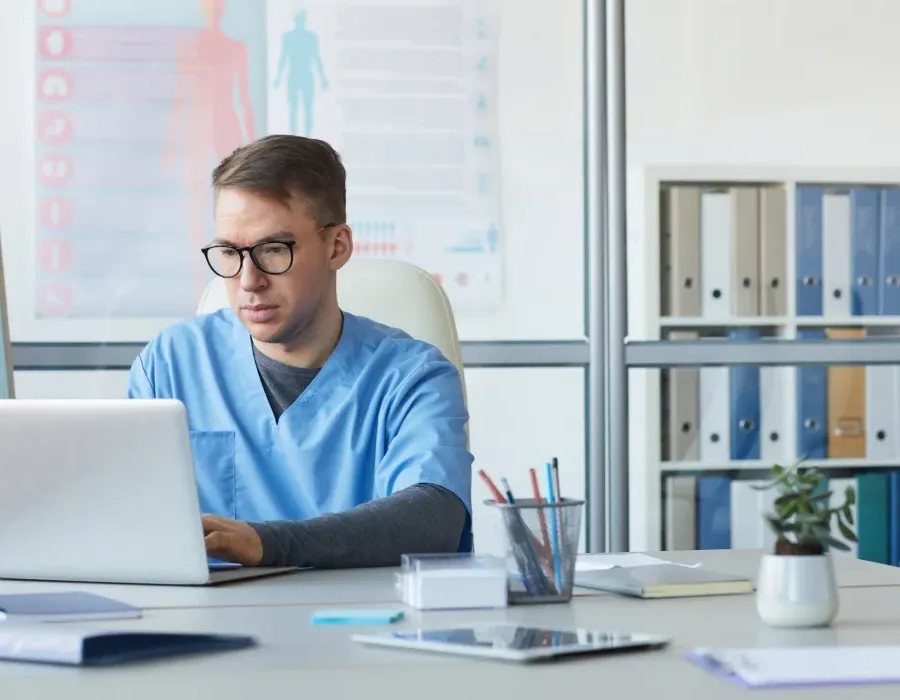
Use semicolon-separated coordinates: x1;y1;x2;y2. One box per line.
246;344;468;568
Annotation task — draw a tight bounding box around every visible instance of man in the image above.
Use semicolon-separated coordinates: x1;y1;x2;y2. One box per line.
129;135;472;569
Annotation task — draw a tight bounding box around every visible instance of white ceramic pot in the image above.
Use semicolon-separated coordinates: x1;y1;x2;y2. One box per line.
755;553;838;628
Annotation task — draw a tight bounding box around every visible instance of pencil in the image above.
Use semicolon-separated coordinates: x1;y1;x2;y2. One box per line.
478;469;507;503
529;467;552;561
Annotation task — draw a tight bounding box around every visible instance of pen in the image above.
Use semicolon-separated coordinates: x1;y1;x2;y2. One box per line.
545;462;564;592
551;457;566;587
502;478;552;596
500;477;515;504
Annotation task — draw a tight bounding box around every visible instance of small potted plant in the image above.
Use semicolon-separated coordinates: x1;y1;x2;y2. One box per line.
752;460;857;628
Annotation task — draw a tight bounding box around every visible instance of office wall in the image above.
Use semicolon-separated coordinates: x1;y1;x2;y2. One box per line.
15;367;587;555
0;0;585;343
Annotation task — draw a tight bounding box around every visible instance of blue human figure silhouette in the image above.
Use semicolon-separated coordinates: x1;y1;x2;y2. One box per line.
273;10;328;136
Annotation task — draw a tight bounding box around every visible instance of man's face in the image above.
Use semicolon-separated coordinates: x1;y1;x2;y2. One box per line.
212;188;350;346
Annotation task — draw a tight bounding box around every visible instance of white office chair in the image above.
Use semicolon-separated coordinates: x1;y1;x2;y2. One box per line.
196;258;468;424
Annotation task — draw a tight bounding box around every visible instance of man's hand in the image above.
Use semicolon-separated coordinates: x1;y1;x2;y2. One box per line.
202;514;264;566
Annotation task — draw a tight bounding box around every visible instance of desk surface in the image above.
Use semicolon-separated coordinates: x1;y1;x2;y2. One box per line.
6;583;900;698
0;548;896;611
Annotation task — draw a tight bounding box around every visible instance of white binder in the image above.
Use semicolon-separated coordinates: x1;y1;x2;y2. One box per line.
730;480;777;551
759;367;788;462
700;191;732;319
865;365;900;459
822;190;852;317
699;366;730;462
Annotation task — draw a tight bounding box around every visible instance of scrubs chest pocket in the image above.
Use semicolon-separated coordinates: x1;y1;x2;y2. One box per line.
189;430;236;518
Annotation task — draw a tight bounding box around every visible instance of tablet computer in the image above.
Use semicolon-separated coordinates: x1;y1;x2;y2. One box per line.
351;624;670;663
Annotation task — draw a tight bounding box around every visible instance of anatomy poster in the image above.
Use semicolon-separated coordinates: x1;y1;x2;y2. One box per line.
267;0;502;312
33;0;501;319
33;0;267;318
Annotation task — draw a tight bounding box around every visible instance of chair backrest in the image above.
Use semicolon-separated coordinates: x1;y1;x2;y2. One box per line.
196;258;468;411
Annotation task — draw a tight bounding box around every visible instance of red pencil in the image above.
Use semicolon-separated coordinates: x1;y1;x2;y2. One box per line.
530;467;552;561
478;469;507;503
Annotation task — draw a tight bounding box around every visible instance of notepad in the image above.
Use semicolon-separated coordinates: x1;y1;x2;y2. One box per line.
310;608;404;626
687;646;900;688
0;592;141;623
575;553;700;572
574;563;753;598
0;624;256;666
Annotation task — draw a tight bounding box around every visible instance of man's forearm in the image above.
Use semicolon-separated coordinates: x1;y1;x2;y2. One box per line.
248;484;467;569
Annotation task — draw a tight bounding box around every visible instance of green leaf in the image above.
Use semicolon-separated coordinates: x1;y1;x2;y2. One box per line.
811;490;832;503
845;486;857;507
843;504;854;525
795;512;828;525
764;516;786;534
820;533;851;552
836;518;857;543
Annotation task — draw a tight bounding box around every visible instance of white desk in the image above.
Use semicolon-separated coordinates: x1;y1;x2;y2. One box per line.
0;548;896;611
5;584;900;698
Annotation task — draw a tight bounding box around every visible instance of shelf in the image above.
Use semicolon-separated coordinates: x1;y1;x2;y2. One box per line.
796;317;900;327
659;316;900;329
628;168;900;553
659;316;790;328
660;459;900;473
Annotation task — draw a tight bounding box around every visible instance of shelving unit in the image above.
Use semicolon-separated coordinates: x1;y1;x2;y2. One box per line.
627;166;900;557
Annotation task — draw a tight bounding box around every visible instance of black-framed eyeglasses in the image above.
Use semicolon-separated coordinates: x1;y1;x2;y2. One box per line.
200;223;342;279
200;240;297;278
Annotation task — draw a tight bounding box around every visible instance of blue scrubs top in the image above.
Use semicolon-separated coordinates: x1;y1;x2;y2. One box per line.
128;309;473;551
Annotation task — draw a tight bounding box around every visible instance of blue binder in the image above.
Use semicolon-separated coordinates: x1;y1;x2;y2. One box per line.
795;329;827;459
879;188;900;315
795;186;824;316
850;187;881;316
890;472;900;567
697;476;731;550
728;329;761;460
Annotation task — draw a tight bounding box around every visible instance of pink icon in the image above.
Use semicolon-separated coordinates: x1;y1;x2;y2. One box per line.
37;68;72;103
38;27;72;60
456;273;469;287
38;239;73;273
37;281;73;316
38;0;71;17
37;111;72;144
432;273;444;286
38;196;72;229
37;153;73;187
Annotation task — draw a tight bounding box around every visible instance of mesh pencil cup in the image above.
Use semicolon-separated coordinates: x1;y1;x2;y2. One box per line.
484;497;584;604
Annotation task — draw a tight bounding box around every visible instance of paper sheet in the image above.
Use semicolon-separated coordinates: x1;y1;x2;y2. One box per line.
688;646;900;687
574;553;700;573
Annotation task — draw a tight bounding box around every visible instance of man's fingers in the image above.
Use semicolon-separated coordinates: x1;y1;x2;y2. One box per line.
204;530;229;554
201;513;230;534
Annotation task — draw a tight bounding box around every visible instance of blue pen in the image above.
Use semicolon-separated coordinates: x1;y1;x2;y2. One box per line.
501;478;551;596
545;462;564;592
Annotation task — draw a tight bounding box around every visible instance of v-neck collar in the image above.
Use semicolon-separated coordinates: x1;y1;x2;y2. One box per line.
230;310;357;429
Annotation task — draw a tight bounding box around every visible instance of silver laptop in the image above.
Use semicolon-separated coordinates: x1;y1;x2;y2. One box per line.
0;398;296;585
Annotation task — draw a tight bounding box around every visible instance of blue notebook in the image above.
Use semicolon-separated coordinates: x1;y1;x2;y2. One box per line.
0;625;257;666
0;592;141;623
